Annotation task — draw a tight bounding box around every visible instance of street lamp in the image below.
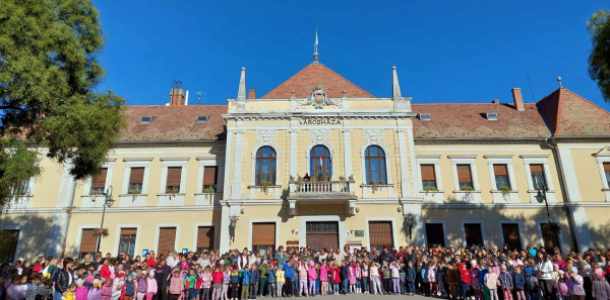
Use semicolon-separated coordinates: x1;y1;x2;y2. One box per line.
404;213;416;240
534;178;559;249
95;185;115;253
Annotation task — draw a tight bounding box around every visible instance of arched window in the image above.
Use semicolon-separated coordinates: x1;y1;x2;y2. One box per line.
365;145;387;185
255;146;276;186
310;145;332;180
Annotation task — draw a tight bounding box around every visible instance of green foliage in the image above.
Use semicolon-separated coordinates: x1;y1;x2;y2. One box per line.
588;10;610;102
0;0;124;207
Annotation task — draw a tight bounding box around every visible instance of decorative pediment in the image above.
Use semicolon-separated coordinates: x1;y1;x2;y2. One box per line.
593;146;610;158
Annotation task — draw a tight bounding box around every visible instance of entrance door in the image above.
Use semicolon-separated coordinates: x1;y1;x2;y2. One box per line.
306;221;339;251
540;223;560;251
369;221;393;251
464;223;484;248
0;230;19;263
425;223;445;247
502;223;522;250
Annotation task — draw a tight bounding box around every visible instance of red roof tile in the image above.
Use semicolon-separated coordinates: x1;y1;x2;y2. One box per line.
119;105;226;143
412;103;550;140
262;63;373;99
537;88;610;138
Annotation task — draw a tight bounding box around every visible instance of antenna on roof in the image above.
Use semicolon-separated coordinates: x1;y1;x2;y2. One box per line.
556;76;563;88
313;29;320;64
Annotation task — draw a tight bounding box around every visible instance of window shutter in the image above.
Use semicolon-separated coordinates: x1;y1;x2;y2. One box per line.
421;164;436;181
166;167;182;189
91;168;107;191
129;167;145;184
197;226;214;250
157;227;176;255
203;166;217;186
457;164;473;182
252;223;275;246
493;164;509;177
80;229;98;255
529;164;544;175
603;162;610;172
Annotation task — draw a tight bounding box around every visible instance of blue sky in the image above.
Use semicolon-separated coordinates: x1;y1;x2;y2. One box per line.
93;0;609;109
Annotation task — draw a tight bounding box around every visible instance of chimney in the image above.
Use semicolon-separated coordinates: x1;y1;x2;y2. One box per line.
511;87;525;111
248;89;256;100
169;81;186;106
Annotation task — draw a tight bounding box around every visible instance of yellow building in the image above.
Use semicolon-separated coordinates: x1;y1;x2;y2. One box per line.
2;53;610;261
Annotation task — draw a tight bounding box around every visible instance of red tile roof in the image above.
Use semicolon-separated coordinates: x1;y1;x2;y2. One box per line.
537;88;610;138
412;102;550;140
119;105;226;143
262;63;373;99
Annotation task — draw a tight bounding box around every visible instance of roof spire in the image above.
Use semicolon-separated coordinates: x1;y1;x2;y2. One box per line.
313;30;320;64
392;65;402;100
237;66;246;101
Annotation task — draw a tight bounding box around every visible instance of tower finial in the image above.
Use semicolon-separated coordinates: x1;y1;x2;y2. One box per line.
313;30;320;64
237;66;246;101
392;65;402;100
556;75;563;88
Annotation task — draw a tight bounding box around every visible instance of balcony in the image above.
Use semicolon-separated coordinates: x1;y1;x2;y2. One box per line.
287;178;357;216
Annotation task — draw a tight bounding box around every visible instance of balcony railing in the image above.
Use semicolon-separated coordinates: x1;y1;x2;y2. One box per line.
290;181;351;193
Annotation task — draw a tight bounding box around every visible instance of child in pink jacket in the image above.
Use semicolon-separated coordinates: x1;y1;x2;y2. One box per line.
145;271;158;300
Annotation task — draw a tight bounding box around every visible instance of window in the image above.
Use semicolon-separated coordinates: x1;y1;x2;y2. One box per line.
604;162;610;188
457;164;474;190
365;145;387;185
118;228;137;257
90;168;108;195
140;116;153;124
493;164;511;190
464;223;484;247
196;115;208;124
425;223;445;247
0;230;19;263
310;145;332;180
418;113;432;121
128;167;145;194
12;180;30;196
502;223;522;250
165;167;182;194
202;166;217;193
255;146;276;186
196;226;215;252
420;164;438;191
79;229;98;258
157;227;176;255
486;111;498;121
530;164;547;190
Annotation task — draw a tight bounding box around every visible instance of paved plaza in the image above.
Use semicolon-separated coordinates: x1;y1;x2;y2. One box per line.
258;295;435;300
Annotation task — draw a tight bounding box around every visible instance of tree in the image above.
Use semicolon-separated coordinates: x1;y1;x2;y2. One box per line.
0;0;124;207
588;10;610;102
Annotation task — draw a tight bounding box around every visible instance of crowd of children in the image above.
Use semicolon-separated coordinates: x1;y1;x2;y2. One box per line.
1;244;610;300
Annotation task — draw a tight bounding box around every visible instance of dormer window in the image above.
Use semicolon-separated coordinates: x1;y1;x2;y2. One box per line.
486;111;498;121
196;115;209;124
418;113;432;121
140;116;153;124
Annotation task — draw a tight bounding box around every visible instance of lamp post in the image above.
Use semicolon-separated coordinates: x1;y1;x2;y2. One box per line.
96;186;115;253
535;178;559;249
404;213;416;240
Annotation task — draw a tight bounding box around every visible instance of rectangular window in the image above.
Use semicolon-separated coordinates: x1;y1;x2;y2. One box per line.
464;223;484;247
165;167;182;194
530;164;547;190
90;168;108;195
425;223;445;247
157;227;176;255
128;167;145;194
196;226;215;252
79;228;98;258
203;166;217;193
118;228;137;257
0;230;19;263
420;164;438;191
493;164;511;190
502;223;522;250
12;180;30;196
457;164;474;191
604;162;610;188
